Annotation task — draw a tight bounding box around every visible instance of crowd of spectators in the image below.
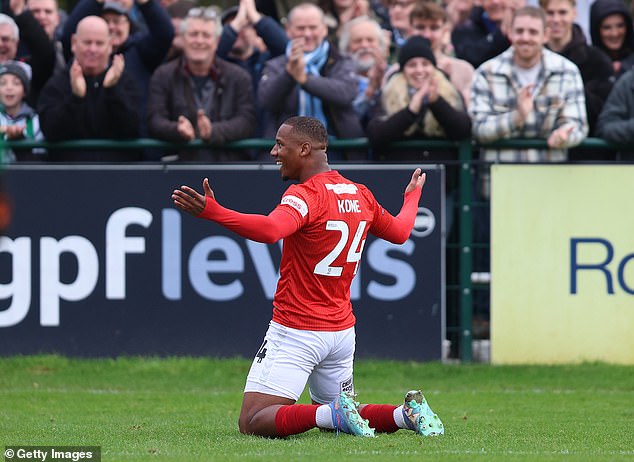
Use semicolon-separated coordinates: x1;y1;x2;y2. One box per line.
1;0;634;163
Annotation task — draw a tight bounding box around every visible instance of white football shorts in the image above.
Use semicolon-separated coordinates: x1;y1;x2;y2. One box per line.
244;321;355;404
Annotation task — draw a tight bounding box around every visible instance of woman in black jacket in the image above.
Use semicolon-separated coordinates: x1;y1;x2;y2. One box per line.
367;36;471;162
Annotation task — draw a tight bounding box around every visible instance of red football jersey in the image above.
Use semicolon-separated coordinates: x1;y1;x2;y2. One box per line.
197;169;420;332
271;170;404;331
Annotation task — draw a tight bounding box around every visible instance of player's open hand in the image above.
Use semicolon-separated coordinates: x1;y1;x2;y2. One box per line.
172;178;216;216
405;168;426;194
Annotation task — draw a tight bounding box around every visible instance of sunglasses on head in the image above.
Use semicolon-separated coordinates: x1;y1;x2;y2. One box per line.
187;7;219;19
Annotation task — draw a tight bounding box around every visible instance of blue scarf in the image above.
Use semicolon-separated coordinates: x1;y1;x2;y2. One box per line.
287;40;330;128
481;12;498;35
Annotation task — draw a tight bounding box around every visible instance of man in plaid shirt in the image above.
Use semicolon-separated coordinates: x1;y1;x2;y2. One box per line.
470;5;588;198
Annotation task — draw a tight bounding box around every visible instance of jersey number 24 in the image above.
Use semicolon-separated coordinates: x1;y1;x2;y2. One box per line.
314;220;368;277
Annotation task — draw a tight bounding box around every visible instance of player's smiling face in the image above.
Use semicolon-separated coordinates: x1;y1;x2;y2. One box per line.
271;124;303;181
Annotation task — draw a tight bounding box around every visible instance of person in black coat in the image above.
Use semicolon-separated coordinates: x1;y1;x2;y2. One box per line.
367;36;471;163
216;0;288;93
38;16;140;162
541;0;614;139
450;0;511;68
61;0;174;136
590;0;634;78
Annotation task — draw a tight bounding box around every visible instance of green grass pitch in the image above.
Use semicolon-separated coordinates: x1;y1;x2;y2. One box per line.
1;356;633;461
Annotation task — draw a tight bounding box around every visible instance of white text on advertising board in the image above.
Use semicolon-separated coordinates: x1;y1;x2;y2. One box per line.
0;207;434;327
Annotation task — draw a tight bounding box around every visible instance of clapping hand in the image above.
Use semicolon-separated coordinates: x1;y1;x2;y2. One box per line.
231;0;249;30
70;59;87;98
547;125;575;149
286;39;307;84
177;115;195;141
197;109;212;142
365;47;387;96
243;0;262;24
104;54;125;88
407;74;438;114
1;125;25;139
516;84;534;125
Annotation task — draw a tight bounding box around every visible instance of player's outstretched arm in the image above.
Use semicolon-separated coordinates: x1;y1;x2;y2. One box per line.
370;169;426;244
172;178;215;217
172;178;299;243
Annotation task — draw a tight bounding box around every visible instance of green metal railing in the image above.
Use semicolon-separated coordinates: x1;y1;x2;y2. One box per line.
1;136;625;361
1;136;621;150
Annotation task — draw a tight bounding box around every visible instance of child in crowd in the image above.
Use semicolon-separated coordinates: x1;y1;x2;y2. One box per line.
0;61;45;162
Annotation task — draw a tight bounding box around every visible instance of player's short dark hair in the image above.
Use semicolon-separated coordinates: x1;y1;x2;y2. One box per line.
283;116;328;147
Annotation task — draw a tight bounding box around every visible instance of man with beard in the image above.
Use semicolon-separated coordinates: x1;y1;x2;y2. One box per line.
338;15;388;128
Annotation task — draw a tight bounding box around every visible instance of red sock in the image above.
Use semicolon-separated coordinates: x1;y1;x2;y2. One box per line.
274;404;319;437
359;404;399;433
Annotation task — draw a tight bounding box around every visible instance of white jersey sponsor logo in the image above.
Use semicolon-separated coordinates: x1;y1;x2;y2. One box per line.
281;195;308;217
325;183;358;195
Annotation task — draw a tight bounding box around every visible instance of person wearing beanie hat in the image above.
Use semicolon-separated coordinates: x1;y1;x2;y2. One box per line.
367;34;470;161
398;35;436;69
408;1;474;107
0;62;30;96
0;61;45;162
